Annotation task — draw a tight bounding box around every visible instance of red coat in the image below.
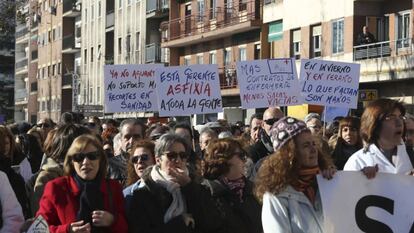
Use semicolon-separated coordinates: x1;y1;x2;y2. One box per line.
36;176;128;233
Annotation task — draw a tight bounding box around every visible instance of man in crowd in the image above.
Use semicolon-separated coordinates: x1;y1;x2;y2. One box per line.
199;128;218;159
249;113;263;144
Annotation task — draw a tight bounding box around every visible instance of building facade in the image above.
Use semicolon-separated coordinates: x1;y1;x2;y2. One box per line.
264;0;414;116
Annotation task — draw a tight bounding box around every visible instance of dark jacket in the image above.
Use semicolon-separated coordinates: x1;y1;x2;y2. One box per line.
107;152;128;186
127;167;225;233
248;129;273;163
202;178;262;233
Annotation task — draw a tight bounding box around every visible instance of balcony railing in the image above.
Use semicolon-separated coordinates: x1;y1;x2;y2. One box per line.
165;0;260;42
63;0;82;15
30;82;38;92
106;11;114;28
146;0;169;14
31;50;38;61
145;43;161;63
15;89;28;101
62;73;73;86
16;58;28;71
219;65;238;89
15;27;29;40
62;34;81;51
353;38;413;61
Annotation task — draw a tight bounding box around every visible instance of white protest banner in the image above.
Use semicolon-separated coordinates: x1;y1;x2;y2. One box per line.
322;106;349;123
155;64;222;117
317;171;414;233
27;215;49;233
236;58;303;109
300;59;360;108
104;64;162;113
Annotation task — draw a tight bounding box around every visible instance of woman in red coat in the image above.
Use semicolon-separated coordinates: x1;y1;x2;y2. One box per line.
36;134;128;233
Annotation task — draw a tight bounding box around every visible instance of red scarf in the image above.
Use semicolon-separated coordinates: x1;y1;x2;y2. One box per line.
291;167;320;204
220;176;246;203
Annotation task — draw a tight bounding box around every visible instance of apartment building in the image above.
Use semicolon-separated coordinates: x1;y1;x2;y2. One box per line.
162;0;268;124
264;0;414;116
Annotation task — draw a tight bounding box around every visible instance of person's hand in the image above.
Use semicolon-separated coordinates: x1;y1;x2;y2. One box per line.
361;164;378;179
69;220;91;233
92;210;114;227
321;166;337;180
168;168;191;186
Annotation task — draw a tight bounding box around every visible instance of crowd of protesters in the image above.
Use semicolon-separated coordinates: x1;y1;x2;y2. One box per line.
0;98;413;232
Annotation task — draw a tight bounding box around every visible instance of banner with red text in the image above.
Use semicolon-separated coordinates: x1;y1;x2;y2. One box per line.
236;58;303;109
155;64;223;117
299;59;360;109
104;64;163;113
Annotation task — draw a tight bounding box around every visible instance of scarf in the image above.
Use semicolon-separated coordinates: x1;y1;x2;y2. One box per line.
260;130;274;154
220;176;246;203
73;173;104;233
150;165;188;223
291;167;319;204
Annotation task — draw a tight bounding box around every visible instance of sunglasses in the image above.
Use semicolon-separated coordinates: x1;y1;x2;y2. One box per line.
85;122;96;128
264;118;280;126
163;151;188;161
131;154;149;164
72;151;100;163
37;123;51;128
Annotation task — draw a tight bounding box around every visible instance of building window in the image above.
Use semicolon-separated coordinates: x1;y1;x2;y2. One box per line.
184;56;190;65
84;49;88;64
118;0;122;9
84;8;87;23
210;0;216;19
224;48;231;66
57;62;61;74
268;20;283;42
196;54;203;64
239;46;246;61
118;38;122;54
91;4;94;20
197;0;204;22
254;43;261;59
47;65;51;77
52;64;56;76
52;28;56;41
135;32;140;50
239;0;247;11
126;35;131;54
89;87;93;103
91;47;94;62
332;18;344;54
42;67;45;78
398;12;410;48
209;51;216;64
291;29;301;59
311;25;322;58
97;86;101;102
98;1;101;17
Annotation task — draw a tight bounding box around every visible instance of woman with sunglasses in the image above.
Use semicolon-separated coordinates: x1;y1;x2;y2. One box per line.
202;138;262;233
128;133;225;233
36;135;128;233
344;99;413;177
123;140;155;213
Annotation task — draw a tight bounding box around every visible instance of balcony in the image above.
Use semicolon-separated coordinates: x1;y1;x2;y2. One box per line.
31;50;38;61
106;11;114;29
162;0;261;48
62;73;73;87
15;89;28;103
219;65;238;89
63;0;82;17
353;38;412;61
15;27;29;42
145;43;161;63
30;82;38;92
62;34;81;53
15;58;28;73
146;0;169;18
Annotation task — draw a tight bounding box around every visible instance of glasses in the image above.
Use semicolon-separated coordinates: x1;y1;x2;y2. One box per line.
163;151;188;161
37;123;51;128
72;151;100;163
131;154;150;164
264;118;280;126
384;114;406;122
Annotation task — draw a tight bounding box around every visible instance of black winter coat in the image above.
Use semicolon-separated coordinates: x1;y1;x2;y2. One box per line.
202;178;262;233
127;167;226;233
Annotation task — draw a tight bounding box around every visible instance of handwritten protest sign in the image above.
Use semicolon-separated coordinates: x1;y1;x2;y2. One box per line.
236;58;303;109
155;64;223;117
317;172;414;233
104;64;162;113
299;59;360;108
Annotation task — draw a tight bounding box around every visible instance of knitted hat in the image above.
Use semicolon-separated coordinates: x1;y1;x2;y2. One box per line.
270;117;310;151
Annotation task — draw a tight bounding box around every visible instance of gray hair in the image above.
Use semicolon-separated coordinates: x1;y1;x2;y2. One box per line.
154;133;189;157
119;118;145;136
199;128;217;141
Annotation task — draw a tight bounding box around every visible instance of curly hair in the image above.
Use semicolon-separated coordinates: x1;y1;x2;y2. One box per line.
254;135;333;202
126;140;155;186
101;126;119;142
203;138;247;180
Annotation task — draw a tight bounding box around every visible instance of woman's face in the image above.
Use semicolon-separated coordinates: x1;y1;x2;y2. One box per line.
378;108;404;148
224;149;245;180
73;143;101;180
132;147;155;178
341;126;358;146
295;131;318;168
3;136;11;157
157;142;187;174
